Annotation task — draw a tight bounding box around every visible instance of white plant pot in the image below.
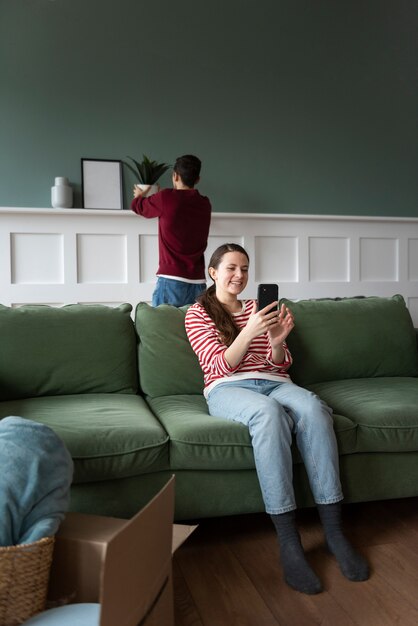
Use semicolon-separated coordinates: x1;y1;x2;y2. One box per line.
136;184;159;197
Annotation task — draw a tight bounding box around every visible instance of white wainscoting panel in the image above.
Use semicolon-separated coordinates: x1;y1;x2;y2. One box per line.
139;235;159;283
360;238;399;282
409;239;418;281
11;233;64;285
308;237;349;282
1;208;417;325
77;234;128;284
254;236;299;283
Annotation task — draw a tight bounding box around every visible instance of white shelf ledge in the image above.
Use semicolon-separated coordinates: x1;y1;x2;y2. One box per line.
1;206;417;223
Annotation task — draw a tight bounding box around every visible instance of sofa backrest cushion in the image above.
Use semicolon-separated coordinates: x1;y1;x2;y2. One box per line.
280;295;418;386
0;304;138;400
135;303;203;398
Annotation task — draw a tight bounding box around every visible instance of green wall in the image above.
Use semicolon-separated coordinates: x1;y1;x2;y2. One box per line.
1;0;417;216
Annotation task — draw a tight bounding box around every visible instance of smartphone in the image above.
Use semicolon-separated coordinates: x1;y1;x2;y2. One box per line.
257;283;279;311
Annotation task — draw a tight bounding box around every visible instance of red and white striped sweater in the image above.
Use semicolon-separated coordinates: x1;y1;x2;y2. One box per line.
185;299;293;398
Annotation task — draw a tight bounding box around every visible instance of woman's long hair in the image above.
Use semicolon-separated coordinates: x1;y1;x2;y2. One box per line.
197;243;249;346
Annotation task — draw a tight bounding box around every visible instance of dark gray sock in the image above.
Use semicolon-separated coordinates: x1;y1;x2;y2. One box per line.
271;511;322;595
317;503;369;581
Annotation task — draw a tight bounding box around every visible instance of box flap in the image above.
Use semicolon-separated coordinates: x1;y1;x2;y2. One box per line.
172;524;198;553
99;476;175;626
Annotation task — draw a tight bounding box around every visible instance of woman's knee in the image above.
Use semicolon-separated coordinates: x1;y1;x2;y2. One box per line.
308;392;331;413
307;401;334;435
291;392;333;427
249;398;292;432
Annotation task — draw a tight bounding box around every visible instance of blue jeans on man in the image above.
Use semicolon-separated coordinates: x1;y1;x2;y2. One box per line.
152;276;206;307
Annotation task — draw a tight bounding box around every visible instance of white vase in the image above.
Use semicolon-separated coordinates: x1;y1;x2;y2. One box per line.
51;177;73;208
136;184;159;197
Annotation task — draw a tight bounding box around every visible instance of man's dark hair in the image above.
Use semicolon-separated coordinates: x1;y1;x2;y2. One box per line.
173;154;202;188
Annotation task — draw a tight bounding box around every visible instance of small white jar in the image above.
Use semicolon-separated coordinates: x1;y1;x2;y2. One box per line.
51;176;73;208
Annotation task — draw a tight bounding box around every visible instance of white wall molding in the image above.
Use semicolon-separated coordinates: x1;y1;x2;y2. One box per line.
1;207;417;325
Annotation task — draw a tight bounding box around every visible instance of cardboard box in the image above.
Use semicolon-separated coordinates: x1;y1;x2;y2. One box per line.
48;477;197;626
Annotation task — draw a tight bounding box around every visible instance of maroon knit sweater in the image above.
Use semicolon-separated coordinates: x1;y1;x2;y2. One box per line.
131;188;211;280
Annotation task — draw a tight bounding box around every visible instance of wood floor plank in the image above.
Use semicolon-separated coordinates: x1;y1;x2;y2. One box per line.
370;542;418;608
305;540;418;626
344;498;418;548
227;522;356;626
173;559;204;626
328;566;418;626
174;498;418;626
381;497;418;545
227;523;323;626
175;536;281;626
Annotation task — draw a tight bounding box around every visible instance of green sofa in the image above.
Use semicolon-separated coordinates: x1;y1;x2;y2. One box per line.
0;295;417;521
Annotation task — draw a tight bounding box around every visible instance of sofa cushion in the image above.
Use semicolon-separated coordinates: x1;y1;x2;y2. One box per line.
146;394;357;470
308;377;418;453
135;303;203;397
280;295;418;386
0;394;169;482
0;304;138;400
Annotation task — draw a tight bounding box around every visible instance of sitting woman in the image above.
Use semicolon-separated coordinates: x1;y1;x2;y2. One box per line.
185;243;369;595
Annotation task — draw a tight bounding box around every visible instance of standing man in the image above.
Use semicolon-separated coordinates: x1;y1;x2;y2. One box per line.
131;154;212;306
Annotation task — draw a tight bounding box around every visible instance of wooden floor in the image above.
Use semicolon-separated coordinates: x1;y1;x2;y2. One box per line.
173;497;418;626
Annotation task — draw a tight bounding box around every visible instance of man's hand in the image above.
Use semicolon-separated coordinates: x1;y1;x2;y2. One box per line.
133;185;151;199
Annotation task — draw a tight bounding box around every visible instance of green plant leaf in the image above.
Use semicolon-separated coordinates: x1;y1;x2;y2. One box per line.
123;159;141;180
150;163;171;184
124;156;144;183
123;154;171;184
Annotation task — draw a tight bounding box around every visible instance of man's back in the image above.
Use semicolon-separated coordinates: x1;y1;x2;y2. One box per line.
130;153;212;306
131;187;211;280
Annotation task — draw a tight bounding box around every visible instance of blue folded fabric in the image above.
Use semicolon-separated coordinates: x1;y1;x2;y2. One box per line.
0;416;73;546
22;603;100;625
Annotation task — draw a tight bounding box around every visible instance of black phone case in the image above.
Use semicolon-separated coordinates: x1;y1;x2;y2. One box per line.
257;284;279;311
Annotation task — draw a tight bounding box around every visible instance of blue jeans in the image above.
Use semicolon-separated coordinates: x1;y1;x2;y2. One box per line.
152;277;206;307
207;379;343;514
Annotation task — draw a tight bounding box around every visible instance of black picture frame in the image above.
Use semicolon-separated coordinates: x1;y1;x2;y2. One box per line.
81;158;124;210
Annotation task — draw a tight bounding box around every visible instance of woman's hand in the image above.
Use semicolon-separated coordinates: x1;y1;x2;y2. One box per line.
268;303;294;347
240;301;293;343
224;302;294;369
224;301;279;368
240;301;279;341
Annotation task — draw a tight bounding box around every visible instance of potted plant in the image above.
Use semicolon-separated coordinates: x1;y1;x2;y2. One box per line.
124;154;171;197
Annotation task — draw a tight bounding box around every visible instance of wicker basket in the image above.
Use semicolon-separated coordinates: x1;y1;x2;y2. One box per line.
0;536;55;626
